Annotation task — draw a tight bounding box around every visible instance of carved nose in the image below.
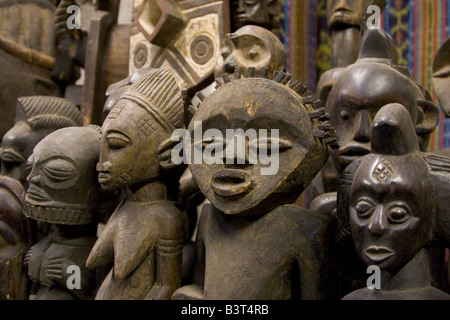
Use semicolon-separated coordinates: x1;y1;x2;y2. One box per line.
28;174;41;185
368;206;387;236
97;161;112;172
236;0;245;12
354;110;371;143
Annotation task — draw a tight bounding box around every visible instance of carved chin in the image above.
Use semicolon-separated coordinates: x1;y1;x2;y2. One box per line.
24;201;94;225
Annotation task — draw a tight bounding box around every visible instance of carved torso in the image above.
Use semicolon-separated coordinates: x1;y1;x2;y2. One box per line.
194;204;334;300
90;199;186;300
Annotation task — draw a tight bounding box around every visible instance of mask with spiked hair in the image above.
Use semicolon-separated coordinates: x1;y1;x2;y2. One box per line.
188;67;337;216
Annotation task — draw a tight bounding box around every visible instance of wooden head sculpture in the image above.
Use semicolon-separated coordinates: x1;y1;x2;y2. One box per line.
23;126;102;300
343;103;449;300
230;0;283;35
214;25;286;80
189;68;335;216
97;68;185;191
326;28;439;174
0;96;82;186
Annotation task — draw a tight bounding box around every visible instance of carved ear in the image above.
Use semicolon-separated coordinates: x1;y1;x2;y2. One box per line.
415;99;440;135
157;136;182;170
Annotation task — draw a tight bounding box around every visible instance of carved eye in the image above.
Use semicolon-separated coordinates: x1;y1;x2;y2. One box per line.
387;202;410;224
106;133;131;149
44;159;76;182
354;198;375;218
247;49;259;60
340;110;350;120
249;137;293;157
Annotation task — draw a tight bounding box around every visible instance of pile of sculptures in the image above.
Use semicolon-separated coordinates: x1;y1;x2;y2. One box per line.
0;0;449;301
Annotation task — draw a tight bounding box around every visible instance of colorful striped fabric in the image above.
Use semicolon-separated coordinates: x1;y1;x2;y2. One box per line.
284;0;450;207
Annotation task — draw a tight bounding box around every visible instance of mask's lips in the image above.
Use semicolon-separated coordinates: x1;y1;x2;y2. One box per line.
26;184;48;202
364;246;394;263
211;169;252;197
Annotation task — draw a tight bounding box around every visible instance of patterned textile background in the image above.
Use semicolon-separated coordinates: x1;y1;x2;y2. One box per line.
283;0;450;208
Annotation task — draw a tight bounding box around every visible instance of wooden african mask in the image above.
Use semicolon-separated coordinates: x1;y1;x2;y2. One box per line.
86;68;187;300
0;0;60;139
325;28;439;174
213;25;286;79
129;0;227;92
342;104;450;300
0;96;83;187
172;70;337;300
0;176;31;300
23;126;102;300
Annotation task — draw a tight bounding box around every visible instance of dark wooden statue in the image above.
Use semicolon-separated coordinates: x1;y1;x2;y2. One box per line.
172;70;337;300
86;68;187;300
0;96;83;187
311;28;439;200
0;0;61;139
0;176;31;299
23;126;102;300
341;103;450;300
229;0;283;37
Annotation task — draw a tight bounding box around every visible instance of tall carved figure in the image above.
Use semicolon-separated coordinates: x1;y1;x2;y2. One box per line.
0;96;82;187
23;126;102;300
87;68;187;300
0;176;31;300
172;70;337;300
342;104;450;300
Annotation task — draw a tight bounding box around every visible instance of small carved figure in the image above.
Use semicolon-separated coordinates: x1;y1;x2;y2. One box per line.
342;104;450;300
0;176;32;300
86;68;187;300
230;0;284;37
0;96;83;187
23;126;102;300
172;69;337;300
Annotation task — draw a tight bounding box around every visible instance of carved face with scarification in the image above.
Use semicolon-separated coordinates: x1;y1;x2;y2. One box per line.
97;99;167;191
349;154;433;271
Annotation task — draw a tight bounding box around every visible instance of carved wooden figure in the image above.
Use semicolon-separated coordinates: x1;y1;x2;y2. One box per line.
172;70;337;300
0;96;83;187
342;104;450;300
0;176;31;300
229;0;283;37
312;28;439;200
23;126;102;300
86;68;187;300
0;0;61;139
